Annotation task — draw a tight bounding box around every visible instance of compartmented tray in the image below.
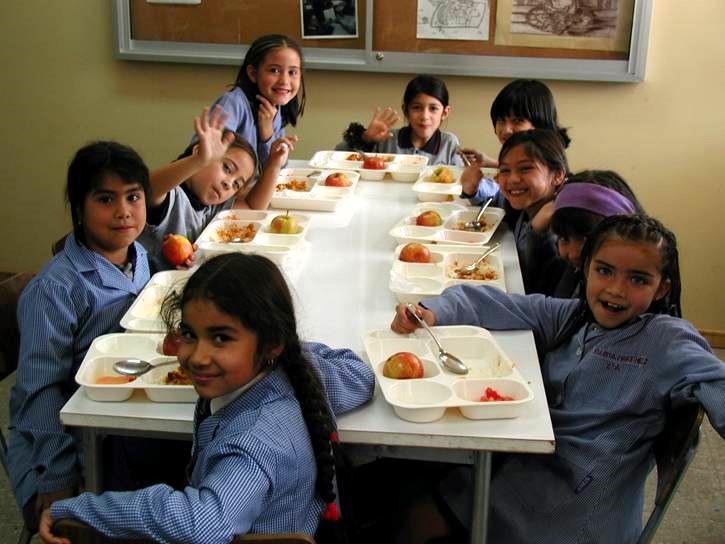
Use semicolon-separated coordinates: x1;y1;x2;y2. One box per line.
389;202;505;247
121;270;192;332
364;326;533;423
75;333;197;403
412;166;498;201
309;150;429;182
270;168;359;211
390;243;506;304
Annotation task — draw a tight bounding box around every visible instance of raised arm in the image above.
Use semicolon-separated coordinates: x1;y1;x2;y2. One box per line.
149;107;234;207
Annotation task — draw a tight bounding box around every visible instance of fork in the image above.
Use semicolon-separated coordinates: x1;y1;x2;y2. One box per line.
455;242;502;275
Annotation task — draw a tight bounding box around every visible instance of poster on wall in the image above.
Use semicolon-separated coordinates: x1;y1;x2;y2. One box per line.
495;0;633;51
416;0;490;41
300;0;358;39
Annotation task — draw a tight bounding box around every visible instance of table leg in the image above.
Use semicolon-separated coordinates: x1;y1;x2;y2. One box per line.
81;429;103;493
470;451;492;544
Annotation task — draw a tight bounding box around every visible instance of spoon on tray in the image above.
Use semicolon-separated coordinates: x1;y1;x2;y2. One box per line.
113;358;178;377
463;197;493;231
405;304;469;375
455;242;502;275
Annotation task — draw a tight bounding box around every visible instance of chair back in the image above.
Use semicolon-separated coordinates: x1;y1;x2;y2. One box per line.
0;271;35;379
638;403;704;544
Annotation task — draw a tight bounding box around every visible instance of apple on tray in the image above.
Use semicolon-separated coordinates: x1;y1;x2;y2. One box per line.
362;156;386;170
399;242;431;263
416;210;443;227
324;172;352;187
270;211;299;234
382;351;424;379
162;331;181;356
430;167;455;184
162;234;194;267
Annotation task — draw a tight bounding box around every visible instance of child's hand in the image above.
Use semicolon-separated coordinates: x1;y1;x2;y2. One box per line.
391;303;435;334
459;147;498;168
531;200;555;233
267;135;299;168
363;107;400;143
38;510;70;544
460;163;486;197
193;106;235;166
256;94;278;143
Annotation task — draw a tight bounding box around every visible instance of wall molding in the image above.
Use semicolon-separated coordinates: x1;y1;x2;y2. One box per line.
700;329;725;350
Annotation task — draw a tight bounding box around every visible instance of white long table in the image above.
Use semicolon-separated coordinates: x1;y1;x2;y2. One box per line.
60;173;554;544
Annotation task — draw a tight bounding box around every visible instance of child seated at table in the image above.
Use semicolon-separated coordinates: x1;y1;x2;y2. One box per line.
390;214;725;544
39;253;376;543
459;78;571;203
493;128;570;294
8;141;153;532
139;106;298;270
550;169;643;298
336;74;464;166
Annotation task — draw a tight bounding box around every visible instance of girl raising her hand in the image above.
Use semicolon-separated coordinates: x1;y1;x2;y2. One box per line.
199;34;305;167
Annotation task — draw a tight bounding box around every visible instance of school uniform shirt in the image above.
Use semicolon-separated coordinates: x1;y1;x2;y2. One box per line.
423;285;725;544
200;87;284;167
138;184;233;271
511;209;566;295
50;342;375;543
8;234;150;511
336;126;465;166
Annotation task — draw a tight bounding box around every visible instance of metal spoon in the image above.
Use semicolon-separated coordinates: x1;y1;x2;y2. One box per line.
455;242;502;275
113;358;178;377
405;304;469;375
463;197;493;231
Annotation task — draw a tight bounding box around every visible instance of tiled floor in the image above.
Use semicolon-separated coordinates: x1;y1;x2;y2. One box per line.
1;354;723;543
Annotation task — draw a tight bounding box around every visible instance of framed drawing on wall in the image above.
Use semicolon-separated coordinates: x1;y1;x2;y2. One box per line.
113;0;653;82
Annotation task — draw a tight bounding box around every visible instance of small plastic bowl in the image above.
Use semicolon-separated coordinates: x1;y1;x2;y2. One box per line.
358;168;387;181
387;164;422;182
440;229;489;245
453;379;531;420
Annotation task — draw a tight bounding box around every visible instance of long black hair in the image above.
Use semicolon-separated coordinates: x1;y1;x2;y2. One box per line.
66;141;150;246
160;254;339;522
490;79;571;148
233;34;306;128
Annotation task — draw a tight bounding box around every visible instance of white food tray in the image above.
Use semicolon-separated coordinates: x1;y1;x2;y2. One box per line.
309;150;428;182
121;270;192;332
270;168;359;211
390;243;506;304
412;166;498;201
196;209;311;264
75;333;197;403
364;326;533;423
389;202;505;246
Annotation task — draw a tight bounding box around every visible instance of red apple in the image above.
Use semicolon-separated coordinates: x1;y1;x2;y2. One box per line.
162;234;193;267
399;242;431;263
363;156;386;170
270;212;299;234
162;331;181;356
416;210;443;227
324;172;351;187
382;352;424;379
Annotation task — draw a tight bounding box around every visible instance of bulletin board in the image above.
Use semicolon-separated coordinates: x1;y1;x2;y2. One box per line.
113;0;653;82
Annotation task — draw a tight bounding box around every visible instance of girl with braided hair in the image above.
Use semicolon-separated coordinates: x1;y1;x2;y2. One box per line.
39;253;375;544
391;214;725;543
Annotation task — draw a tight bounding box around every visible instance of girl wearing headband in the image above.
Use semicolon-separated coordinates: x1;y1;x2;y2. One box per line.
550;170;643;297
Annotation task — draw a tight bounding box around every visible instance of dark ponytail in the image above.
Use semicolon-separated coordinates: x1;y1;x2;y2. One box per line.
160;253;343;533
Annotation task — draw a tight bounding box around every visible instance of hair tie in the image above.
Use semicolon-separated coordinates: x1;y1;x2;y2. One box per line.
322;502;340;521
554;183;636;216
330;431;338;443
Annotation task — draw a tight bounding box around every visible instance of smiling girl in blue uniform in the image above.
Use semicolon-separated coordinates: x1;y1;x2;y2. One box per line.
391;214;725;544
39;253;375;544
